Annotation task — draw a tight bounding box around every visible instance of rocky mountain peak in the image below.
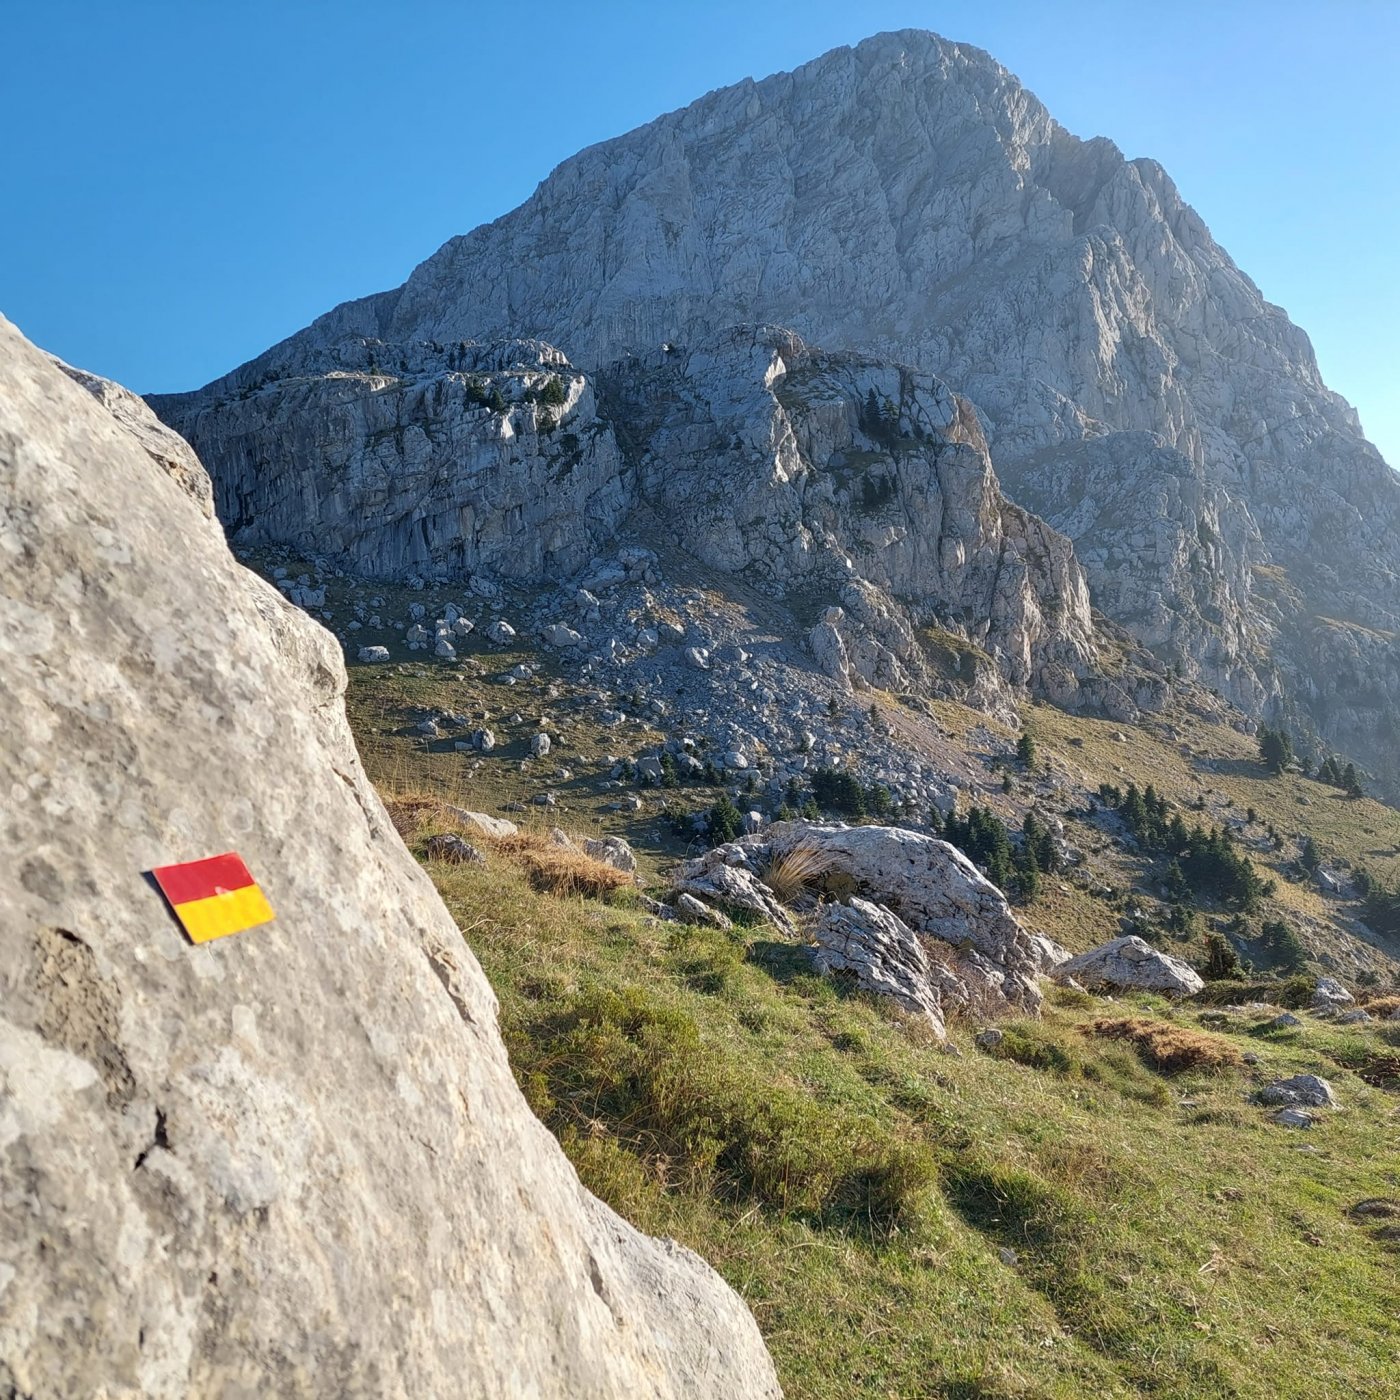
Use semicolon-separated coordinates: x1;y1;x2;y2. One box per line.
152;31;1400;796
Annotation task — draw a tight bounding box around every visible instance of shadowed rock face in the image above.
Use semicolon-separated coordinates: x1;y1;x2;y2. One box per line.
0;316;780;1399
154;27;1400;794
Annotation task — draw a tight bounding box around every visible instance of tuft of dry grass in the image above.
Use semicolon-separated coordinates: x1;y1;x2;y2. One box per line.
382;794;446;842
1085;1016;1243;1073
491;830;633;900
761;842;837;906
1361;994;1400;1019
382;794;630;899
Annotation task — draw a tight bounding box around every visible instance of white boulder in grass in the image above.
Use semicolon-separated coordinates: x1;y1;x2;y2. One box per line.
1052;935;1204;997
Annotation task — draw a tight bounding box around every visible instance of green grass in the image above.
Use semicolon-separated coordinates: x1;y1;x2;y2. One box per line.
289;551;1400;1395
408;819;1400;1399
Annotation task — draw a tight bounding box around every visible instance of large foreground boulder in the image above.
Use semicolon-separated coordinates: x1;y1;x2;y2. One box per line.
0;317;780;1398
1053;936;1205;997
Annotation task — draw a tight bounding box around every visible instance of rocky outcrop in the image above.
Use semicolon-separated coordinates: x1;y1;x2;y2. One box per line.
152;337;632;582
676;820;1047;1012
810;898;948;1033
155;27;1400;792
0;317;779;1398
1052;936;1204;996
603;329;1100;710
157;321;1111;718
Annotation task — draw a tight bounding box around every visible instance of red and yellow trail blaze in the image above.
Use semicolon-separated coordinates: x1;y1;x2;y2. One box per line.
151;852;274;943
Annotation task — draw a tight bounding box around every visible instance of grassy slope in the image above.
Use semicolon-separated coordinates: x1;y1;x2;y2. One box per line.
417;830;1400;1399
333;606;1400;1396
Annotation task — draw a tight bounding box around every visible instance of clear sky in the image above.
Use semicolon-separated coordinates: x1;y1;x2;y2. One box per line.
2;0;1395;465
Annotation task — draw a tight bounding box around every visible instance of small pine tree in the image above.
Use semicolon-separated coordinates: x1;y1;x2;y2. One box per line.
1258;725;1293;774
1165;858;1188;902
1016;733;1037;767
1015;841;1041;902
1343;763;1363;798
1202;932;1242;981
707;793;744;846
1259;917;1308;972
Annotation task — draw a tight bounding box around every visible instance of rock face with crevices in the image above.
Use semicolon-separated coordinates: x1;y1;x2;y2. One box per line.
154;27;1400;793
0;316;779;1399
809;898;947;1033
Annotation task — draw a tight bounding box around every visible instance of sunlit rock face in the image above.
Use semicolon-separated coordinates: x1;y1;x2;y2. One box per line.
0;316;781;1400
155;29;1400;792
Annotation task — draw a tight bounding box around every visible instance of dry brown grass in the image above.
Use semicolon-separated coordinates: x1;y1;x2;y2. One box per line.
761;842;838;906
382;794;446;842
1085;1017;1243;1074
490;830;633;900
382;794;630;899
1361;994;1400;1018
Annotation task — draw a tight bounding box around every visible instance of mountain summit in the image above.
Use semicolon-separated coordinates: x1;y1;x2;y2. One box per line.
154;30;1400;794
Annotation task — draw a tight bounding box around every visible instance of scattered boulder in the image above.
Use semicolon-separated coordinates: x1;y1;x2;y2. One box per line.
544;622;584;648
1268;1011;1303;1029
442;808;519;840
1310;977;1354;1013
809;898;946;1033
1273;1108;1316;1129
1053;936;1204;997
674;893;734;930
975;1028;1004;1051
357;645;391;662
1258;1075;1339;1109
530;732;552;757
424;833;485;865
584;835;638;874
487;618;517;644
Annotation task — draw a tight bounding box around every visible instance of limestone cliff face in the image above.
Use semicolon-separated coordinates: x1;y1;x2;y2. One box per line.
0;316;780;1399
152;336;632;581
157;324;1109;715
154;28;1399;788
602;327;1099;707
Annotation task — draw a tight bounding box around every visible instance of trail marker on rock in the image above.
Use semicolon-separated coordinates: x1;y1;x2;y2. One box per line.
151;852;275;943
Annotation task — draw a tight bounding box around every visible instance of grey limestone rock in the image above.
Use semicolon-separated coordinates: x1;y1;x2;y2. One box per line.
810;898;947;1034
1053;935;1204;996
1310;977;1355;1013
677;821;1045;1011
1258;1075;1339;1110
0;317;779;1399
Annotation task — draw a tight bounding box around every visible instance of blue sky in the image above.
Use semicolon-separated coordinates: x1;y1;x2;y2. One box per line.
3;0;1396;464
